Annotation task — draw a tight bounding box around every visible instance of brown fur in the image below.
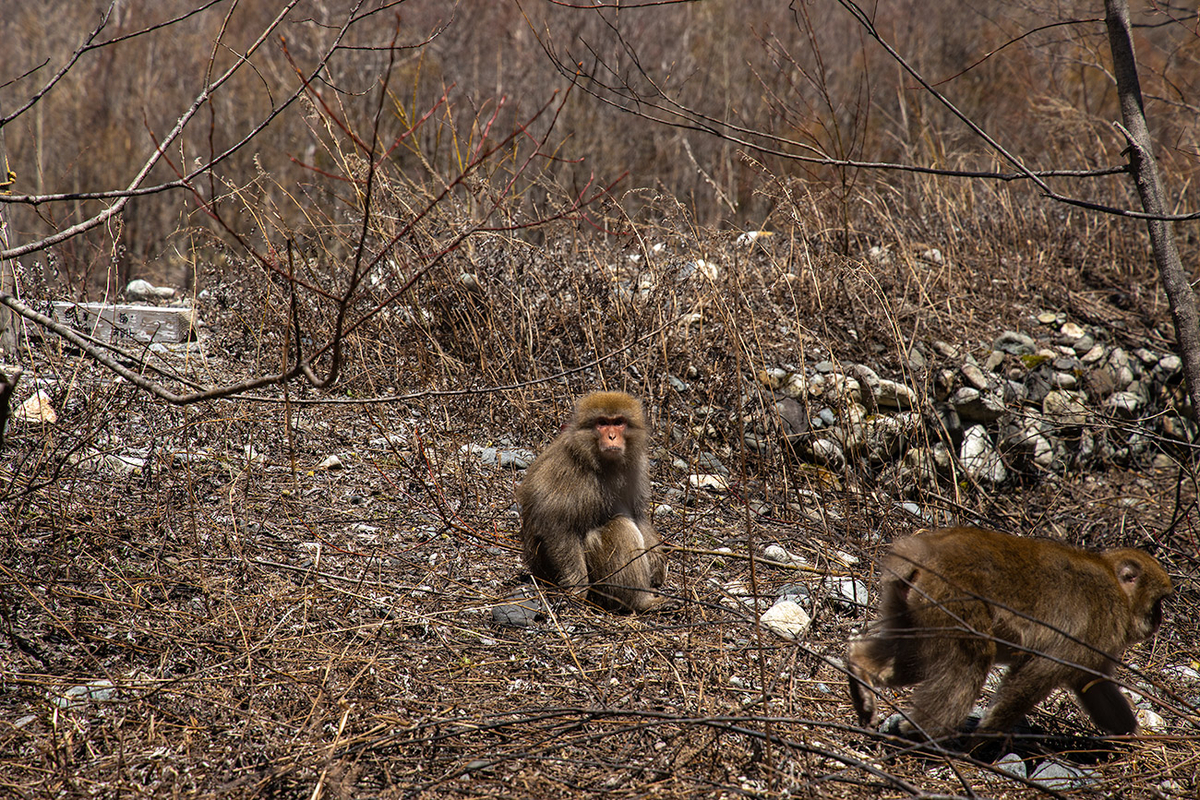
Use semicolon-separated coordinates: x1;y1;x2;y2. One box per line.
517;392;667;612
847;526;1171;739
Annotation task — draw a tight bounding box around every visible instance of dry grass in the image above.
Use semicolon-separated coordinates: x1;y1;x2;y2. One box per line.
2;3;1199;795
4;1;1199;286
2;184;1198;796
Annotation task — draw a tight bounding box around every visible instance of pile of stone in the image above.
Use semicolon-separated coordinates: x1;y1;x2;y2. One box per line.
758;315;1191;487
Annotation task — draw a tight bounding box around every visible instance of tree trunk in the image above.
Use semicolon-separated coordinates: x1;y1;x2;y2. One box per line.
0;221;14;359
0;101;17;360
1104;0;1200;427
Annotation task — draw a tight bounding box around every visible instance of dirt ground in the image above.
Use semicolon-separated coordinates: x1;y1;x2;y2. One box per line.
2;220;1198;799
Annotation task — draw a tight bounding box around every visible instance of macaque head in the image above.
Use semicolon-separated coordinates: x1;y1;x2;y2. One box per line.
1105;549;1173;641
572;392;645;466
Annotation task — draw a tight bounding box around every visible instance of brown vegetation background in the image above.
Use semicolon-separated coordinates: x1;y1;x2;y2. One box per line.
4;0;1198;288
0;1;1197;798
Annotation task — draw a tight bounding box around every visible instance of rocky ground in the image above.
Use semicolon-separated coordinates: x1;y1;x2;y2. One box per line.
1;223;1197;798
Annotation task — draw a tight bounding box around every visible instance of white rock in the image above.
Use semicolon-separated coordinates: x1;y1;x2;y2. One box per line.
496;449;534;470
51;679;116;709
719;578;752;606
1059;321;1085;340
758;368;787;390
1136;707;1165;731
736;230;774;246
693;259;719;281
1159;354;1183;374
809;438;845;470
825;576;869;609
1152;453;1177;471
1162;663;1200;681
832;374;864;403
462;443;496;464
759;599;812;640
1002;413;1053;467
1158;779;1186;796
317;454;344;470
803;373;827;398
763;544;796;564
1030;760;1097;790
961;425;1007;485
1051;371;1077;390
993;330;1036;355
951;386;1006;422
876;379;917;409
1134;348;1159;365
1043;390;1088;427
995;753;1028;779
1105;391;1143;418
1081;343;1107;364
857;414;911;462
125;278;176;301
688;474;730;491
848;363;880;397
783;372;806;399
14;390;57;424
960;362;990;391
806;372;861;403
843;402;866;429
833;549;859;566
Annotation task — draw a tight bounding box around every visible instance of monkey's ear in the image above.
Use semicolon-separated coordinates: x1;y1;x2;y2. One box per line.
1114;559;1144;587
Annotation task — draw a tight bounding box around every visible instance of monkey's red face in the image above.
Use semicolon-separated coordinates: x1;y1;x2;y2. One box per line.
593;416;628;459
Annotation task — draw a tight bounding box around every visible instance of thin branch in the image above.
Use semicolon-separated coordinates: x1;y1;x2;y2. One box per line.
531;0;1200;221
0;2;303;261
